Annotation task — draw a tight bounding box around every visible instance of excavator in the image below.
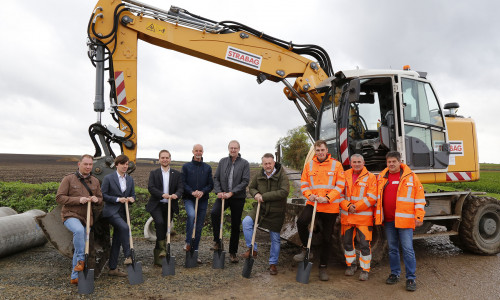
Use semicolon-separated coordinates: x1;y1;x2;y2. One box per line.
36;0;500;273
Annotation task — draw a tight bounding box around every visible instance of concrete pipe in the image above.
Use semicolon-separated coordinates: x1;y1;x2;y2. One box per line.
0;207;17;217
143;217;175;242
0;209;47;257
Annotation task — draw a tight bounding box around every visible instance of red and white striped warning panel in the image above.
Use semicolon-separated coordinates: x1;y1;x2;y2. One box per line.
115;71;127;105
446;172;472;181
339;127;350;165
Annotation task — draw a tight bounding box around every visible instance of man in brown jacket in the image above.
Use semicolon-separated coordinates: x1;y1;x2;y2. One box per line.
56;154;103;284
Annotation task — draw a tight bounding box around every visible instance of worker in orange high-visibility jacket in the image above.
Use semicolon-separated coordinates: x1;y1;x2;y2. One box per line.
375;151;425;292
293;139;345;282
339;154;377;281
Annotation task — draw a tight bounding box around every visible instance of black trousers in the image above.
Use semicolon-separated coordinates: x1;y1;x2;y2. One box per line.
107;207;130;270
211;197;245;254
150;203;175;241
297;204;337;266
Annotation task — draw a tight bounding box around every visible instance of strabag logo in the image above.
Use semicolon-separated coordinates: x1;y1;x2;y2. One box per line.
225;46;262;70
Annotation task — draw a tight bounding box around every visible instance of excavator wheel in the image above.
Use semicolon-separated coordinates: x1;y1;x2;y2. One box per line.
459;195;500;255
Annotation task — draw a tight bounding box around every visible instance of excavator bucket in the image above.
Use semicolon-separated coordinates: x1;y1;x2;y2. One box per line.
35;204;110;277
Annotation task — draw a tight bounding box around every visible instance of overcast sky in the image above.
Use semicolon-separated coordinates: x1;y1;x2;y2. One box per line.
1;0;499;164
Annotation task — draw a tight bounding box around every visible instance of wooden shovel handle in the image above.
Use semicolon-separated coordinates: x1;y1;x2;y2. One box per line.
125;201;134;249
250;201;261;255
85;201;91;255
306;200;318;250
192;197;199;240
219;198;225;242
167;197;172;244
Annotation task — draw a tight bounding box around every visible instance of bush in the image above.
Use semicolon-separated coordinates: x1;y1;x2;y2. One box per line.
0;181;59;213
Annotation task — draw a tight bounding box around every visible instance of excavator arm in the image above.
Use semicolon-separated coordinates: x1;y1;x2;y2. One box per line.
87;0;333;177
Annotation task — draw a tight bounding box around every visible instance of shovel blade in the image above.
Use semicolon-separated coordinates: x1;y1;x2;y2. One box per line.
127;262;144;285
162;256;176;276
77;269;95;294
212;250;226;269
242;257;254;278
296;261;313;284
184;250;198;268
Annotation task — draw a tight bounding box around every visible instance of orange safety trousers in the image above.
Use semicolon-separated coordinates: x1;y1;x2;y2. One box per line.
341;224;372;272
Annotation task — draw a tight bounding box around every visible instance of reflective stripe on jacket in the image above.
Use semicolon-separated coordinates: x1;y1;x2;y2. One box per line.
339;167;377;226
375;163;425;229
300;153;345;213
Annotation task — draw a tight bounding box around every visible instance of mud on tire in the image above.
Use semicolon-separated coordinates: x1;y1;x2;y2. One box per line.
459;195;500;255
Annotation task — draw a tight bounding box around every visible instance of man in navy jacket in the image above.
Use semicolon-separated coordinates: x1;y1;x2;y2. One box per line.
101;154;136;277
182;144;214;262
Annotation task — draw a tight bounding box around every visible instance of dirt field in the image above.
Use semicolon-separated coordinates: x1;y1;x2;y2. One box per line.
1;154;500;299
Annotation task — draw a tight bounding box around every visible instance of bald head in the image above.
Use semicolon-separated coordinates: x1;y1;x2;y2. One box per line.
192;144;204;162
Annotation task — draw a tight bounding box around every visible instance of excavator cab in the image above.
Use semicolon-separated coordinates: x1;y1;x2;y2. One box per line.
317;69;451;173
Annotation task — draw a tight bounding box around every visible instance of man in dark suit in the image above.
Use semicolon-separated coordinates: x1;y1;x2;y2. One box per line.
146;149;183;265
101;154;136;277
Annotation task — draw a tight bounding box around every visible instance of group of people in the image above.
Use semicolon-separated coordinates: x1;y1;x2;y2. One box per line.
56;138;425;292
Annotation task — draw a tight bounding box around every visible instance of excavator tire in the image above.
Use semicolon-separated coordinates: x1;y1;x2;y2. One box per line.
459;195;500;255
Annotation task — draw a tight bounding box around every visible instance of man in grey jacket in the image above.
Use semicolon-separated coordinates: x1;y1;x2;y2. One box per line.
210;140;250;263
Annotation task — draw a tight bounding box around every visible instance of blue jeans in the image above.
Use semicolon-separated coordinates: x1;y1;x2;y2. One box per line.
185;198;208;250
384;221;416;280
242;216;281;265
64;218;85;280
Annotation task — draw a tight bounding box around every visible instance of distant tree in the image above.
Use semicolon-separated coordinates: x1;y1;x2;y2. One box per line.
276;126;312;170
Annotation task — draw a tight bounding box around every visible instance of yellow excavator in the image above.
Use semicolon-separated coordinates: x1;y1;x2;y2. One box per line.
37;0;500;270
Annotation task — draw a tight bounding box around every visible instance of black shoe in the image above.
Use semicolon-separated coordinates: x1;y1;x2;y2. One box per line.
386;274;400;284
406;279;417;291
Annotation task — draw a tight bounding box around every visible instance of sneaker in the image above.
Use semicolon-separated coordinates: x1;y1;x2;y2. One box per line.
269;264;278;275
230;253;239;263
344;264;357;276
197;258;203;264
183;243;191;252
359;270;369;281
74;260;84;272
210;241;220;251
70;278;78;285
124;257;132;265
293;248;313;262
406;279;417;291
319;265;329;281
386;274;400;285
108;268;127;277
241;247;258;259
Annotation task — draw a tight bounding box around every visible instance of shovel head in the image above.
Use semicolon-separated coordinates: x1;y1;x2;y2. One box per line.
212;250;226;269
78;268;94;294
127;261;144;285
162;255;176;276
296;260;313;284
184;249;198;268
242;257;254;278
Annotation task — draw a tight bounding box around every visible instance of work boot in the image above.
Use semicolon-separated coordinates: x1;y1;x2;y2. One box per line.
269;264;278;275
406;279;417;291
345;264;357;276
70;278;78;285
386;274;400;284
319;265;329;281
210;241;220;251
158;240;167;258
241;247;258;259
124;257;132;265
293;247;313;262
230;253;239;263
108;268;127;277
359;270;369;281
74;260;84;272
153;248;162;267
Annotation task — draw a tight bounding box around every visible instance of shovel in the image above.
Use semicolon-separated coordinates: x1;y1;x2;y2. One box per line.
78;201;94;294
185;197;199;268
242;201;260;278
296;200;318;284
162;198;175;276
212;198;226;269
125;201;143;285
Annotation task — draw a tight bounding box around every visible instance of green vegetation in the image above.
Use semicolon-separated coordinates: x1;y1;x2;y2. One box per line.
277;126;312;170
430;170;500;199
479;163;500;170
